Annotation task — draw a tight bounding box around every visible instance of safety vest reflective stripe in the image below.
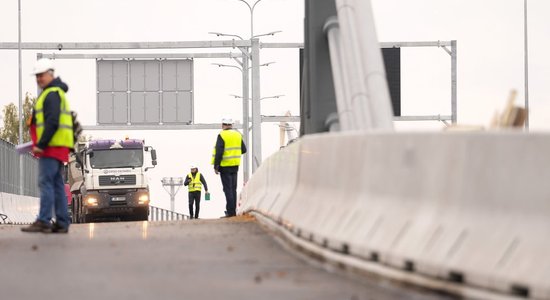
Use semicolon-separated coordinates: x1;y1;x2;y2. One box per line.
211;148;241;157
223;156;242;159
34;109;71;115
34;86;74;149
211;129;243;167
35;124;73;129
188;172;202;192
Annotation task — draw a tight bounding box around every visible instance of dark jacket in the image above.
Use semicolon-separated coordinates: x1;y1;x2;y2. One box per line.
214;128;247;173
33;77;69;150
184;171;209;192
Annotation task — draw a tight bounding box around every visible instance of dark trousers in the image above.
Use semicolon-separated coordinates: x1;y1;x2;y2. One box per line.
188;191;201;219
220;171;238;216
37;157;70;228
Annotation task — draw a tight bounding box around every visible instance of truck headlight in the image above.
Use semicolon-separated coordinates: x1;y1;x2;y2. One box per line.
138;194;149;205
86;197;98;206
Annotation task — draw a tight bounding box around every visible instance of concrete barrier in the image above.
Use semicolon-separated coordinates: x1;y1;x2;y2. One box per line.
238;153;271;213
239;131;550;299
0;192;39;225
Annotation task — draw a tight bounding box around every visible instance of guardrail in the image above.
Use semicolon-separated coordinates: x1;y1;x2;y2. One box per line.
0;192;189;224
0;138;39;197
149;206;189;221
239;131;550;299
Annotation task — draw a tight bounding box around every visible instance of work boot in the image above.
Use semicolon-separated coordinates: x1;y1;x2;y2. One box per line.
21;221;52;233
52;222;69;234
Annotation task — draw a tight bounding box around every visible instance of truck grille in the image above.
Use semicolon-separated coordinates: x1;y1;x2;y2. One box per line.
98;175;137;186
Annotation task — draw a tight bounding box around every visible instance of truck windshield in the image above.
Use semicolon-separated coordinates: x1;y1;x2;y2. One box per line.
90;149;144;169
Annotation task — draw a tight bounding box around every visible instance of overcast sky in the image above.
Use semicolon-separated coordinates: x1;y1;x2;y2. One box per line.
1;0;548;218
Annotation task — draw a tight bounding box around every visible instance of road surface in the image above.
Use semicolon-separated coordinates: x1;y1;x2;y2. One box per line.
0;216;452;299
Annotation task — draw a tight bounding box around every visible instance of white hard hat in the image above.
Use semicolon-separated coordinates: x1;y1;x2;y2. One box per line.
222;117;234;125
31;59;55;75
190;165;197;169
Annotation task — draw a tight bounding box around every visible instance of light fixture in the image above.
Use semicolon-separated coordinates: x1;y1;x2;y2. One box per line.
86;197;98;207
138;194;150;205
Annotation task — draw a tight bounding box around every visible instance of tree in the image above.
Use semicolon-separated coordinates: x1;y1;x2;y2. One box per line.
0;93;34;144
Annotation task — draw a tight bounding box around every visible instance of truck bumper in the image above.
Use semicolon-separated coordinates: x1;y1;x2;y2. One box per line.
83;189;149;220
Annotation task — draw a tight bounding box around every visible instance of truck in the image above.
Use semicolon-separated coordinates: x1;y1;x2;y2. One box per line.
67;138;157;223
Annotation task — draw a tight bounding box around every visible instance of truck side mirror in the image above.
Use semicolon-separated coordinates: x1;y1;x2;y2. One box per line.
145;148;157;171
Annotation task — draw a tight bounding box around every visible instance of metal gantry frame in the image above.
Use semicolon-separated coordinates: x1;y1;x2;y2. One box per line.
39;52;241;127
37;48;259;180
0;39;298;181
267;41;458;125
2;39;457;184
380;41;458;126
38;51;248;180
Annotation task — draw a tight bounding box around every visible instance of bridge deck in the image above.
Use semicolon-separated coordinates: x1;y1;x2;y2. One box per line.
0;217;448;299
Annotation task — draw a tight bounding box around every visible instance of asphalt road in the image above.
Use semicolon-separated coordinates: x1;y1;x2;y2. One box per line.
0;217;452;300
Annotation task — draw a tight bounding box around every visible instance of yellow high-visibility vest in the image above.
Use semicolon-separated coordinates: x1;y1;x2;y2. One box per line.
34;86;74;148
188;172;202;192
211;129;242;167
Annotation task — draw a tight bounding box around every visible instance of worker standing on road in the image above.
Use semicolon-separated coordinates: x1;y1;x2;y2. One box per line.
22;59;74;234
184;166;209;219
212;117;247;218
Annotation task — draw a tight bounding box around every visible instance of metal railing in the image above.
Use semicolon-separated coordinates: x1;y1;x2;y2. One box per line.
149;206;189;221
0;138;39;197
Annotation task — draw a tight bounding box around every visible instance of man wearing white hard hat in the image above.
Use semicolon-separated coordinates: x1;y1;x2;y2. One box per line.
211;117;247;218
22;59;74;233
184;165;209;219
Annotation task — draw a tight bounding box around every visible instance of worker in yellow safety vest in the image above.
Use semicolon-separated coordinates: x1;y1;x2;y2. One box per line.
211;117;247;218
22;59;74;234
184;166;209;219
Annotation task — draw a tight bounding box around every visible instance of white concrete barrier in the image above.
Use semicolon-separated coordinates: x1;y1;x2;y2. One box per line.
238;153;271;213
0;192;39;225
239;131;550;299
256;143;300;219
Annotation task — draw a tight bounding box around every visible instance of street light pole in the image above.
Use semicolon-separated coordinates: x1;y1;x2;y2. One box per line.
18;0;24;195
237;0;263;37
208;32;244;40
250;5;254;38
524;0;530;130
161;177;183;212
236;0;266;173
251;38;261;172
216;0;273;173
241;55;250;182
